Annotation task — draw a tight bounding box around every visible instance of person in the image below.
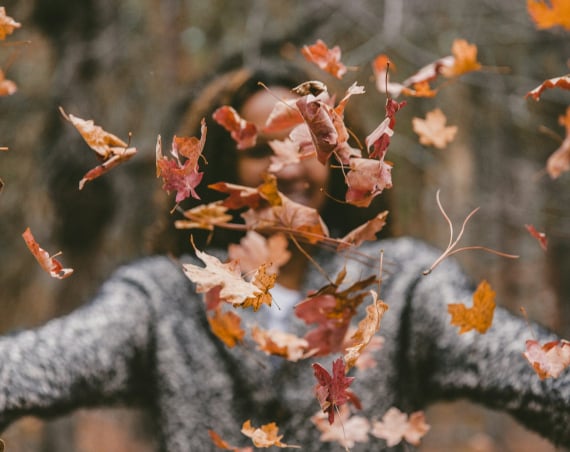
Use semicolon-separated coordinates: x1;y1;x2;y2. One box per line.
1;58;569;452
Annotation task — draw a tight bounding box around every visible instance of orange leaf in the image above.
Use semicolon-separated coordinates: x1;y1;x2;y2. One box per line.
523;339;570;379
207;307;245;348
339;210;389;250
0;70;17;96
370;407;430;447
22;227;74;279
251;326;310;362
301;39;347;79
440;39;482;78
241;420;299;448
526;75;570;101
175;201;233;231
448;280;496;334
212;106;257;150
527;0;570;30
208;429;253;452
0;7;21;40
240;263;277;311
228;231;291;274
412;108;458;149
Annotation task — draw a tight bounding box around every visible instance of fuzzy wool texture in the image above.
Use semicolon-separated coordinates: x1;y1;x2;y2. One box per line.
0;237;569;451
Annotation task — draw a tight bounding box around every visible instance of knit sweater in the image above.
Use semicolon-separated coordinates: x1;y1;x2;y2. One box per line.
0;237;568;451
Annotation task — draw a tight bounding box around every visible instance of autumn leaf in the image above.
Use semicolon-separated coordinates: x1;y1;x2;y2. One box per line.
546;106;570;179
263;99;303;133
370;407;430;447
527;0;570;30
312;358;360;424
448;280;496;334
241;420;299;448
228;231;291;274
240;263;277;311
156;121;207;203
339;210;389;250
251;326;311;362
212;105;257;150
207;307;246;348
311;405;370;448
175;201;233;231
301;39;347;79
440;39;482;78
345;158;393;208
267;139;303;173
0;70;17;96
209;181;263;210
523;339;570;379
59;107;137;189
412;108;458;149
343;292;389;371
208;429;253;452
0;7;21;40
526;75;570;101
525;224;548;251
22;227;74;279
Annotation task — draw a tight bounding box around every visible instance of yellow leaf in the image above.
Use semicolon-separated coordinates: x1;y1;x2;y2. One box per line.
448;280;496;334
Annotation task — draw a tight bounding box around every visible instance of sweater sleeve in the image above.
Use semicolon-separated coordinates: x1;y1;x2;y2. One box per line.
0;255;182;431
381;238;570;446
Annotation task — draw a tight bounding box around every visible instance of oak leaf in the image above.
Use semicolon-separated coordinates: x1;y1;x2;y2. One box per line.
412;108;458;149
22;227;74;279
371;407;430;447
59;107;136;189
0;7;20;40
525;224;548;251
207;307;246;348
311;405;370;448
526;75;570;101
241;420;299;448
228;231;291;274
527;0;570;30
212;105;257;150
448;280;496;334
301;39;347;79
523;339;570;379
251;326;310;362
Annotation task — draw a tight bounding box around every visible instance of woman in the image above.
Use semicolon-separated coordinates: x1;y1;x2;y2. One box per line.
1;60;569;451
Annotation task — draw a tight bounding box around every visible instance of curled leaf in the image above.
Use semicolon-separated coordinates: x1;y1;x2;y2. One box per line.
22;227;74;279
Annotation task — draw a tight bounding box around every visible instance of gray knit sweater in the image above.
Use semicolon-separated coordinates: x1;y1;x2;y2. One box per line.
0;237;568;451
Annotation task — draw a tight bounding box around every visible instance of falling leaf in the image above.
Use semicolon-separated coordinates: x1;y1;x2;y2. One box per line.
241;420;300;449
343;292;389;371
212;105;258;150
251;326;311;362
370;407;430;447
228;231;291;274
0;7;21;40
156;121;207;203
339;210;389;250
345;158;393;208
301;39;347;79
263;99;303;133
175;201;233;231
312;358;360;424
523;339;570;379
207;307;246;348
311;405;370;448
546;106;570;179
267;139;303;173
208;429;253;452
526;75;570;101
22;227;74;279
412;108;458;149
0;70;17;96
440;39;482;78
527;0;570;30
448;280;496;334
240;264;277;311
525;224;548;251
59;107;137;189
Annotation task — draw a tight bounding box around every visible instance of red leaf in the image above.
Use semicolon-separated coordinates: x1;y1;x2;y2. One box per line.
212;106;258;150
345;158;393;208
22;227;74;279
525;224;548;251
526;75;570;101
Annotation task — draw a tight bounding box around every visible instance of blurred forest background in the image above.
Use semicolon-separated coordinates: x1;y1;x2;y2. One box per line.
1;0;569;450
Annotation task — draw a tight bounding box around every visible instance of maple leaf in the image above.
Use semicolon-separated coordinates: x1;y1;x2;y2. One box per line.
241;420;300;449
546;106;570;179
440;39;482;78
412;108;458;149
251;326;311;362
448;280;496;334
228;231;291;274
59;107;137;189
175;201;233;231
339;210;389;250
313;358;360;425
212;105;258;150
301;39;347;79
209;181;263;210
240;263;277;311
0;7;21;40
22;227;74;279
343;292;389;371
525;224;548;251
263;99;303;133
345;158;393;208
208;429;253;452
156;122;207;203
207;307;246;348
527;0;570;30
523;339;570;379
371;407;430;447
182;245;261;306
267;139;303;173
526;75;570;101
0;70;17;96
311;405;370;448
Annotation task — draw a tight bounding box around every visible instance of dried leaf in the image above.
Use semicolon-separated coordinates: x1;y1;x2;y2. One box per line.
448;280;496;334
251;326;310;362
546;106;570;179
345;158;393;208
440;39;482;78
228;231;291;274
523;339;570;379
175;201;233;231
370;407;430;447
240;264;277;311
339;210;389;250
526;75;570;101
0;70;17;96
22;227;74;279
301;39;347;79
311;405;370;448
208;429;253;452
412;108;458;149
212;105;258;150
207;307;246;348
527;0;570;30
241;420;299;448
525;224;548;251
0;7;21;40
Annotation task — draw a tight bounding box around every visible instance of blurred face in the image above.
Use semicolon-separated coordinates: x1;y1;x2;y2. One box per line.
237;87;330;211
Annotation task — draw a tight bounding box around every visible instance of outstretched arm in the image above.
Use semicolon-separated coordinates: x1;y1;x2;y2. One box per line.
0;255;183;430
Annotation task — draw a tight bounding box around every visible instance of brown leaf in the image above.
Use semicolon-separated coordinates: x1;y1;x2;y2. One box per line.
22;227;74;279
301;39;347;79
339;211;389;250
251;326;310;362
526;75;570;101
212;105;257;150
0;70;17;96
241;420;299;448
0;7;21;40
175;201;233;231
